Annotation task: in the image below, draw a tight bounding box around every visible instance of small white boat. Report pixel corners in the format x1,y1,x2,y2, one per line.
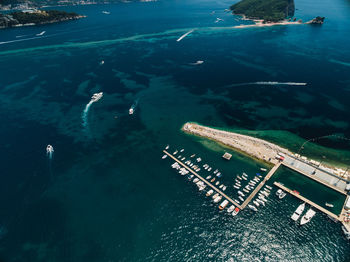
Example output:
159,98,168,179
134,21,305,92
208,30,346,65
100,60,105,65
325,203,334,207
213,195,222,203
238,196,244,202
242,176,247,181
257,199,265,206
260,168,267,172
212,193,219,199
248,204,258,211
181,157,185,161
46,144,54,154
196,157,202,162
253,200,260,207
180,149,184,152
279,191,287,199
206,175,211,179
266,185,272,190
219,184,224,189
227,205,235,213
222,186,227,191
208,167,212,172
276,189,283,196
235,179,241,183
242,172,248,177
300,208,316,225
129,108,134,115
238,191,245,197
237,176,242,180
232,207,240,216
219,200,229,210
243,188,249,193
215,181,220,186
235,183,241,187
214,169,218,174
291,203,305,221
190,154,196,158
165,145,169,150
206,189,214,196
102,11,110,14
173,150,178,155
234,185,240,189
234,199,240,204
193,178,199,183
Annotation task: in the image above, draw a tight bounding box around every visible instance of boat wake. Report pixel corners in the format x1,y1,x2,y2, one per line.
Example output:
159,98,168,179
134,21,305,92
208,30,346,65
82,92,103,133
226,81,307,87
176,29,195,42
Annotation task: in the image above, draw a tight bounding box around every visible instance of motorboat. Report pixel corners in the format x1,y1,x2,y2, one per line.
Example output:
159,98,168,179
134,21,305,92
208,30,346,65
238,191,245,197
211,178,216,183
253,200,260,207
227,205,235,213
190,154,196,158
214,169,218,174
234,185,240,189
213,195,222,203
36,31,46,36
206,189,214,196
265,185,272,190
212,193,219,199
242,176,247,181
180,149,184,152
102,11,110,14
279,191,287,199
219,184,224,189
206,175,211,180
193,178,199,183
173,150,178,155
187,175,194,181
215,181,220,186
181,157,185,161
196,157,202,162
260,168,267,172
208,167,212,172
235,179,241,184
222,186,227,191
232,207,240,216
248,205,258,211
165,145,169,150
216,172,222,177
291,203,305,221
325,203,334,207
276,189,283,196
300,209,316,225
243,188,249,193
234,199,240,204
129,107,134,115
219,200,229,210
46,144,54,154
91,92,103,102
237,176,242,180
238,196,244,202
235,182,241,187
257,199,265,206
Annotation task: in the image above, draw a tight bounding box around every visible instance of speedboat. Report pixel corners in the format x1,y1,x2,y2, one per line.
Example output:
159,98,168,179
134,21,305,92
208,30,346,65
233,185,240,189
234,199,240,204
212,193,219,199
193,178,199,183
211,178,216,183
102,11,111,14
187,175,194,181
291,203,305,221
222,186,227,191
190,154,196,158
46,144,54,154
265,185,272,190
242,176,247,181
180,149,184,152
248,204,258,211
253,200,260,207
36,31,46,36
243,188,249,193
235,182,241,187
213,195,222,203
232,207,240,216
216,172,222,177
219,184,224,189
91,92,103,102
129,107,134,115
257,199,265,206
165,145,169,150
215,181,220,186
208,167,212,172
173,150,178,155
300,209,316,225
325,203,334,207
237,176,242,180
206,189,214,196
219,200,229,210
214,169,218,174
206,175,211,180
238,196,244,202
227,205,235,213
260,168,267,172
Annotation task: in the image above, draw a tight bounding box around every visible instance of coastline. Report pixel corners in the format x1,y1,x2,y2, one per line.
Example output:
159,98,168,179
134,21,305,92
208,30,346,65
182,122,349,180
233,14,302,29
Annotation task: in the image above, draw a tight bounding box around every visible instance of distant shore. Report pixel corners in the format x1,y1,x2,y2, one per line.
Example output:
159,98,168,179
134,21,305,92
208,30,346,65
233,15,302,29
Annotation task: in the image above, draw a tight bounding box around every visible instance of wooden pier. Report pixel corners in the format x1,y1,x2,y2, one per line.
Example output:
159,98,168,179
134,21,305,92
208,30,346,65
274,182,340,221
241,163,281,209
163,150,242,209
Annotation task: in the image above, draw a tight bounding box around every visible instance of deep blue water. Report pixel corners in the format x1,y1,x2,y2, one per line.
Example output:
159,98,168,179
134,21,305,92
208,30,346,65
0,0,350,261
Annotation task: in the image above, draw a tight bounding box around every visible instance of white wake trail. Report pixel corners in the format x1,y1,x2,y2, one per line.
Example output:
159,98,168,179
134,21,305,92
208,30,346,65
82,92,103,134
176,29,195,42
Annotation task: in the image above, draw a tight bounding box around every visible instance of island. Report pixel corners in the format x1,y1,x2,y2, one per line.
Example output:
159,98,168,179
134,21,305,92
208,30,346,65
0,9,85,29
230,0,295,22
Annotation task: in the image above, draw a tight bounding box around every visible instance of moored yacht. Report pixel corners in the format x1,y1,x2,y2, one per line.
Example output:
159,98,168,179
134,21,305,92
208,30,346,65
227,205,235,213
165,145,169,150
212,193,219,199
219,200,229,210
238,196,244,202
232,207,240,216
300,208,316,225
213,195,222,203
291,203,305,221
234,185,240,189
206,189,214,196
248,204,258,211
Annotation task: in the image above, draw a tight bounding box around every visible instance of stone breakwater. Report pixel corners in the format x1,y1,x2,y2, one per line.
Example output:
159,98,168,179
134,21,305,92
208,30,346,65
182,122,291,164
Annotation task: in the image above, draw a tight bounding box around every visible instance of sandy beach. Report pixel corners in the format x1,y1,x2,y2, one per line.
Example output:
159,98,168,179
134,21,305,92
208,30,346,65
234,20,302,29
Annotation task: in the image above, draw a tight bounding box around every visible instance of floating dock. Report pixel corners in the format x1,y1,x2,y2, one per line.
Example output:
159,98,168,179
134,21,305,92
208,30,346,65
163,150,242,209
222,152,232,160
273,182,340,221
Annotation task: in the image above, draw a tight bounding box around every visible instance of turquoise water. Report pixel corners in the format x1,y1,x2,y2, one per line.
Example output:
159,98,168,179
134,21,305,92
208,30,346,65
0,0,350,261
